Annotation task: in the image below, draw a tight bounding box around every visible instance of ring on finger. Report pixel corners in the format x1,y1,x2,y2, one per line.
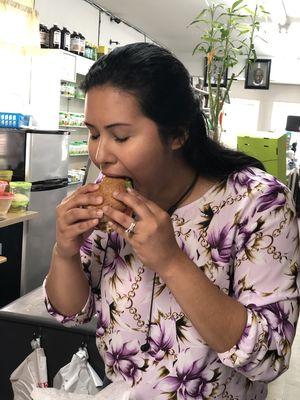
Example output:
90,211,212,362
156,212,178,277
125,221,136,236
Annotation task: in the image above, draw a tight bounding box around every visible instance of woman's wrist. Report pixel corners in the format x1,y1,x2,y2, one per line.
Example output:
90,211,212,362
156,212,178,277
54,242,80,262
160,249,189,283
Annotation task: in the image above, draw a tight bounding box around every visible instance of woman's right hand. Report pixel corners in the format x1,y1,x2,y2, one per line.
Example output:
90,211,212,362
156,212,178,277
55,183,103,259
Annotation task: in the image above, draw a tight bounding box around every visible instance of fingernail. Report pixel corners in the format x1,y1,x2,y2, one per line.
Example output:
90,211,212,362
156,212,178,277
96,196,103,203
126,187,133,192
96,210,103,217
103,206,109,212
113,191,119,197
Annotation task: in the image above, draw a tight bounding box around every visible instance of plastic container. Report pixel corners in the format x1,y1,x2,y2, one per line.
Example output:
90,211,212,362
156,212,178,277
0,113,30,128
9,181,32,212
0,192,14,219
0,170,13,182
0,180,8,193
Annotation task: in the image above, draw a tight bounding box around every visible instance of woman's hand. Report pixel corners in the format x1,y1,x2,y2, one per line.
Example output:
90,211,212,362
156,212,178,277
102,188,182,273
55,183,103,259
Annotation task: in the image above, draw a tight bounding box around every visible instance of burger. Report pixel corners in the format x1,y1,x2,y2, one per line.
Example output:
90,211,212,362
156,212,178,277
88,176,133,232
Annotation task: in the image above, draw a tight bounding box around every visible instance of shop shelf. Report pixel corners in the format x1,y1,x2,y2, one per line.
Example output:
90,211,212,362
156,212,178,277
69,153,88,157
68,180,83,186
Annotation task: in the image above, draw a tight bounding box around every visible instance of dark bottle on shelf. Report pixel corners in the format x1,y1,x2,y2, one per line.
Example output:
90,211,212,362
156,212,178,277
39,24,49,48
78,33,85,57
61,27,71,51
49,24,61,49
70,31,80,55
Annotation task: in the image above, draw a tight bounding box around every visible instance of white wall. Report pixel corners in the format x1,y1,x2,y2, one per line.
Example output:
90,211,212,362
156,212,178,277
229,80,300,132
99,13,145,47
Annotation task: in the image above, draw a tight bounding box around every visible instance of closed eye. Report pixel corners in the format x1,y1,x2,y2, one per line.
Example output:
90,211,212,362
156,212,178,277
113,136,129,143
89,133,99,141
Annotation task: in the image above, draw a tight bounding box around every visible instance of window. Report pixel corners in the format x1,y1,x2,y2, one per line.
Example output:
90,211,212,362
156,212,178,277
222,98,260,149
271,102,300,132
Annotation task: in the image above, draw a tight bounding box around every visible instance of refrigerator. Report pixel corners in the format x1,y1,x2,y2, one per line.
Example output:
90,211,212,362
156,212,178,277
0,128,69,304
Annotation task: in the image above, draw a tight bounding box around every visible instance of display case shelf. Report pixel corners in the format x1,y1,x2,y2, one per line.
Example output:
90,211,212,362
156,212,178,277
68,180,83,186
59,125,87,129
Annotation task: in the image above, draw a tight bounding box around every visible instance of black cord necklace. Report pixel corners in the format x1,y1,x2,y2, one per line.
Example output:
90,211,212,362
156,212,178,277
140,173,198,352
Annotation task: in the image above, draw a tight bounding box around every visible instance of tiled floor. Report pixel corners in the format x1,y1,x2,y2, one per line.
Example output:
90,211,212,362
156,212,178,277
267,320,300,399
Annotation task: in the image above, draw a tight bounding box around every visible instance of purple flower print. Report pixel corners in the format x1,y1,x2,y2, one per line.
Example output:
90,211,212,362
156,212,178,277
148,319,175,361
106,337,143,384
255,183,286,213
80,237,92,257
260,303,294,346
157,351,216,399
236,217,259,251
229,169,255,194
103,232,127,276
207,225,233,267
96,300,110,336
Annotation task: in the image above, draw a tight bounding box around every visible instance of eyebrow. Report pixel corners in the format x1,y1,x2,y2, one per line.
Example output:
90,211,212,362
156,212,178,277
84,121,132,129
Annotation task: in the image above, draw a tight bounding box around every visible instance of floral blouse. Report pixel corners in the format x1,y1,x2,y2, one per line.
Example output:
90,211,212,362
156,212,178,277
45,167,300,399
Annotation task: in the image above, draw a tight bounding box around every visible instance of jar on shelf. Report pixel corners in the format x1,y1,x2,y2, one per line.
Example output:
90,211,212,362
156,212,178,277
49,24,61,49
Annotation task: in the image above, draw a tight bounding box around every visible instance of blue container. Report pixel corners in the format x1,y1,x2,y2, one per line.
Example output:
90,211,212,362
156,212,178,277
0,113,29,129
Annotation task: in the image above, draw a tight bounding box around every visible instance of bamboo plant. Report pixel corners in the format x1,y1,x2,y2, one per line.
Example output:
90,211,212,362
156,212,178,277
190,0,269,142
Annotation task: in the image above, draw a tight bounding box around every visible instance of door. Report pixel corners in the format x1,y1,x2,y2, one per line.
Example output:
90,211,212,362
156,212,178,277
21,183,68,295
25,131,69,182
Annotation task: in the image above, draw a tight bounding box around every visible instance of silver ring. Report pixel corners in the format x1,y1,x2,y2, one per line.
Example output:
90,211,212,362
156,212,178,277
125,221,136,235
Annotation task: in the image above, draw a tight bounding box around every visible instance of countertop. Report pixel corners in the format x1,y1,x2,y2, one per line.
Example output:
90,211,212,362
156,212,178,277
0,286,96,333
0,211,39,228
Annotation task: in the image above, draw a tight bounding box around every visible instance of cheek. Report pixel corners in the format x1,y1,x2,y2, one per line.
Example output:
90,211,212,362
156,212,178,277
88,141,98,163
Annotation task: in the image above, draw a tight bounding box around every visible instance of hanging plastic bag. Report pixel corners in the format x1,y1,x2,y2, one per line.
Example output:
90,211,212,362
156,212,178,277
31,381,132,400
10,337,48,400
53,346,103,395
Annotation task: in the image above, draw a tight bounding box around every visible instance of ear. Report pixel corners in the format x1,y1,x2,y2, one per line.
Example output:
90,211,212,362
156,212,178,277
171,131,189,150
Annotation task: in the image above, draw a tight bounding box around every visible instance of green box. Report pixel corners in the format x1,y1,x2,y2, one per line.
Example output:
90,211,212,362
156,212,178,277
237,131,287,184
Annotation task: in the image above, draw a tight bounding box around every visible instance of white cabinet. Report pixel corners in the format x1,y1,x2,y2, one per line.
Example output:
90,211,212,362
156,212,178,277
30,49,94,129
76,55,94,76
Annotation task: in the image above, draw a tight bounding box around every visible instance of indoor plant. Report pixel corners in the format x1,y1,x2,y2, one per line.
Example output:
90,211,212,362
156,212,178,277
190,0,269,142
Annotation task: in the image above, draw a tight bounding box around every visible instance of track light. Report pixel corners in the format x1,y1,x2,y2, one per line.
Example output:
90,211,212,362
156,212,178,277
110,16,121,24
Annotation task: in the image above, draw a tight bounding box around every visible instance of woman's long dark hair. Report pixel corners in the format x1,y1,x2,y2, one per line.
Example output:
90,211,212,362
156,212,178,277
81,42,264,180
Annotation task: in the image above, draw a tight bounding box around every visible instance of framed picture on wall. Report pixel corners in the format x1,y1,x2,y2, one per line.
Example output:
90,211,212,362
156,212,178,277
245,59,271,90
204,57,228,88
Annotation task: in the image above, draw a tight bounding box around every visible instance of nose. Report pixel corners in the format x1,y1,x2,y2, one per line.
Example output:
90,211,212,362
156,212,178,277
94,135,116,167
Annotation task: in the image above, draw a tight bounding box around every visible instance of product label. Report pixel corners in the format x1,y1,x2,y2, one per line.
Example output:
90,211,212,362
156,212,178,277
80,39,85,53
40,31,47,45
71,38,80,52
65,34,71,50
54,31,61,45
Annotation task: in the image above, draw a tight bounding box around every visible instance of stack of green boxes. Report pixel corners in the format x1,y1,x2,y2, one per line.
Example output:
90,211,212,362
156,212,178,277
237,131,287,184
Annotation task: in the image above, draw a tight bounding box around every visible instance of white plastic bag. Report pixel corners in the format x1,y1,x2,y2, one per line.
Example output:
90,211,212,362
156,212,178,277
10,338,48,400
31,381,132,400
53,347,103,395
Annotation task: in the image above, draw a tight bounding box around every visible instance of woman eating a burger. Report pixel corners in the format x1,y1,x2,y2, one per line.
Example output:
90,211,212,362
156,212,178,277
44,43,300,399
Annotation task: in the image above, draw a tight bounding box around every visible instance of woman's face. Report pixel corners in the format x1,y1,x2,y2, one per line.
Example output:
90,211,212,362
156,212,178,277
84,85,178,197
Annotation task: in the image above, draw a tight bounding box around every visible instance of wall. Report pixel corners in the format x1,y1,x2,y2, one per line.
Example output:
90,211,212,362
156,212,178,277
230,80,300,132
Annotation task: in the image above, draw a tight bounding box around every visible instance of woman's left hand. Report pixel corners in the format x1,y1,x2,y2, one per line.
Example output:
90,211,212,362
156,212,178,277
102,188,182,274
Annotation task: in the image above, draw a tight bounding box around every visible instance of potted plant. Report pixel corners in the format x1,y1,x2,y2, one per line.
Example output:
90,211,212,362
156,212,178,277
190,0,269,142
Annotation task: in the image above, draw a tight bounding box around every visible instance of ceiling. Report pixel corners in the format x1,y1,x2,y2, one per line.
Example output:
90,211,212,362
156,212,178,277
93,0,300,59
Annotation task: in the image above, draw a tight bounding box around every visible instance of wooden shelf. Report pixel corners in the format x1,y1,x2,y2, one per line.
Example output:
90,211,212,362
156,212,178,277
0,211,39,229
0,256,7,264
